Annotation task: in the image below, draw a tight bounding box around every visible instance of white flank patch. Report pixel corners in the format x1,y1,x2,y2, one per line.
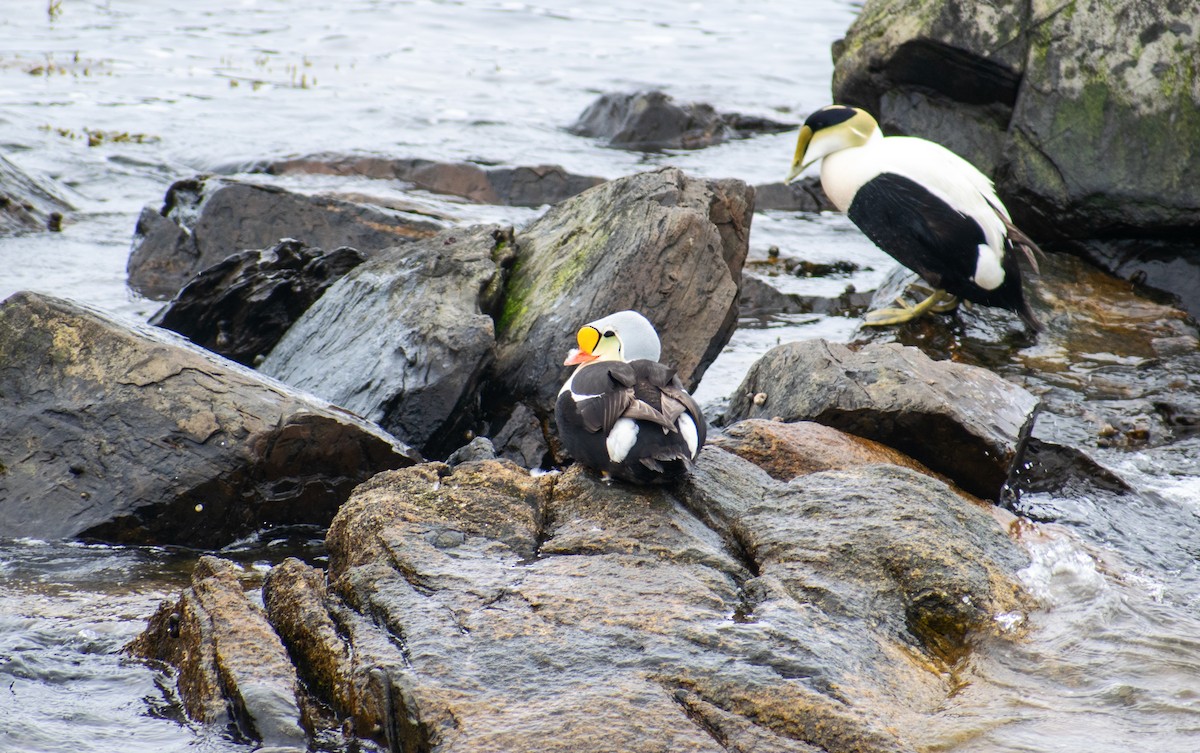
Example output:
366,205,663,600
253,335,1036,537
973,244,1006,290
677,414,699,458
606,418,639,464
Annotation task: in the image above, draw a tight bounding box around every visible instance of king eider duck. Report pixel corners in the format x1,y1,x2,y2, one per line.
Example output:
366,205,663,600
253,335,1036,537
786,105,1041,330
555,310,705,484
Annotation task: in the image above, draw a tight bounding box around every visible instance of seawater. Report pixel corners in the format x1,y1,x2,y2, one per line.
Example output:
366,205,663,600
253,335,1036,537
1,2,1198,751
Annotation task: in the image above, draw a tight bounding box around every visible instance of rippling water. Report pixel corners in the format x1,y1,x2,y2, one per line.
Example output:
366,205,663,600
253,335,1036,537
2,1,1199,751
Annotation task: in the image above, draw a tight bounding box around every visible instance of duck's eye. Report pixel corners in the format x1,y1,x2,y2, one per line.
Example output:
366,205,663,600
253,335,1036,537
603,330,615,338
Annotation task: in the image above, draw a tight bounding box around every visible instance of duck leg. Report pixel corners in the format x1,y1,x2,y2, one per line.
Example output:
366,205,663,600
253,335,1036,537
863,289,958,326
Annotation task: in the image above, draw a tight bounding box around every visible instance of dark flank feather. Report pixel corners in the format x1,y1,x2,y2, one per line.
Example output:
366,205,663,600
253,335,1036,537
848,172,1040,331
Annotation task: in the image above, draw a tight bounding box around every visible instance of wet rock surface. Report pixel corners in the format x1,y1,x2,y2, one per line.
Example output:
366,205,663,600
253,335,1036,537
143,451,1029,752
126,556,308,751
569,90,795,151
713,418,969,494
751,176,836,213
852,250,1200,600
0,291,419,547
723,339,1039,500
0,153,71,234
127,176,443,300
491,167,752,441
739,271,872,320
831,0,1200,312
150,239,365,366
260,225,513,459
262,155,606,208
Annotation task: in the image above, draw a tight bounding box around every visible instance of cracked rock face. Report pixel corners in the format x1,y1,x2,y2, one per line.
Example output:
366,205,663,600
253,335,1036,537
723,339,1040,501
126,556,309,750
0,291,419,546
145,442,1030,752
260,225,514,459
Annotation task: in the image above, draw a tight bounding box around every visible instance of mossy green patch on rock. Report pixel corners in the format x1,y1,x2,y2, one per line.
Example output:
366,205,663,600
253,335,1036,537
488,167,751,413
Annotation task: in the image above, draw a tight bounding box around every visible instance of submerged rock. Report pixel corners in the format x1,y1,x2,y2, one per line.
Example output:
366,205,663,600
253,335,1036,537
831,0,1200,311
724,338,1040,500
0,153,71,234
126,556,308,751
492,167,752,439
260,225,513,459
0,291,419,546
150,239,365,366
127,176,443,300
569,90,795,151
140,450,1029,751
263,155,605,208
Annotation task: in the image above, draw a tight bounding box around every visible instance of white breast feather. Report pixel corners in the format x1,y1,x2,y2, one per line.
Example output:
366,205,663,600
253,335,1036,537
822,136,1009,265
677,413,699,458
606,418,639,463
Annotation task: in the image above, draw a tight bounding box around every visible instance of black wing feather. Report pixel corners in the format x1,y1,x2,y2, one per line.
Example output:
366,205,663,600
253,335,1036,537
847,172,984,292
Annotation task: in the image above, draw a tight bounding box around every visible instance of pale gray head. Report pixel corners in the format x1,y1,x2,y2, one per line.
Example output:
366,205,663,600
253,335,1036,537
562,310,662,366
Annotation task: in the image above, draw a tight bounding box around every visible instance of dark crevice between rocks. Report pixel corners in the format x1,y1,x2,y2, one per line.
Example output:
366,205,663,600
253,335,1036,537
366,665,434,753
669,688,735,753
886,39,1021,111
527,469,558,564
214,675,264,747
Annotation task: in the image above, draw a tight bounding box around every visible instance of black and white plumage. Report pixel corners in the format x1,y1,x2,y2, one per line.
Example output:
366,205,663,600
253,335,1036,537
555,310,705,484
786,105,1041,330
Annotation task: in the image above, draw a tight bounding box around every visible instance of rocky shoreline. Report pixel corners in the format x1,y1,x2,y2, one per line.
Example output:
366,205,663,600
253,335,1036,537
2,0,1198,749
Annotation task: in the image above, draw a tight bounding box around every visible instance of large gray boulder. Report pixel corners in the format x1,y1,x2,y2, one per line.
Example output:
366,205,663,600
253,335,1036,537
128,177,443,300
260,225,513,459
0,291,419,546
724,339,1040,500
831,0,1200,313
493,167,753,417
139,449,1030,752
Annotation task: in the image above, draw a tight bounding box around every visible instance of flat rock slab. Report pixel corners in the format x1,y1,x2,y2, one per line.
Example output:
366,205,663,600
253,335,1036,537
264,156,605,208
569,90,795,151
127,556,307,750
218,451,1030,752
713,418,969,494
493,167,752,413
150,238,365,366
260,225,513,459
724,339,1040,500
128,176,443,300
0,291,419,546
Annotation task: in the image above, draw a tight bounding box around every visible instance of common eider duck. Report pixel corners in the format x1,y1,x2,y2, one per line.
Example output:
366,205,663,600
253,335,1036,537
555,310,705,484
786,105,1041,330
